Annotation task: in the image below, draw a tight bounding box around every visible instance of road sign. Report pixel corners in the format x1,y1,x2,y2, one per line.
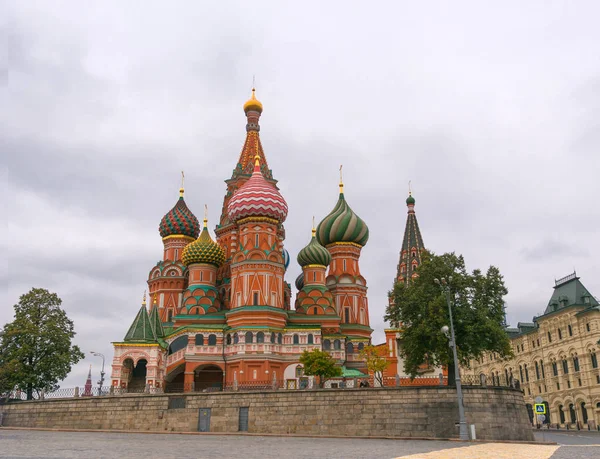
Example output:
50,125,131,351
534,403,546,414
534,396,543,404
537,414,546,423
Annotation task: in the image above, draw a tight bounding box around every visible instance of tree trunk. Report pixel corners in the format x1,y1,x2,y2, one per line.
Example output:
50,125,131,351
27,383,33,400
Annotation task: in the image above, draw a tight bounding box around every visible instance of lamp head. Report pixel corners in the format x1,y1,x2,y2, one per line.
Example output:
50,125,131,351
441,325,450,337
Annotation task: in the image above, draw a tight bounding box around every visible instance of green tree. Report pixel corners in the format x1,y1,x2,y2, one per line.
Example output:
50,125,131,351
0,288,84,399
299,349,342,388
359,344,390,386
385,251,512,384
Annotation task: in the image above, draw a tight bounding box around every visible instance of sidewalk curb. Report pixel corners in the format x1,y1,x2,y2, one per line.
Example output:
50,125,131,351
0,426,556,445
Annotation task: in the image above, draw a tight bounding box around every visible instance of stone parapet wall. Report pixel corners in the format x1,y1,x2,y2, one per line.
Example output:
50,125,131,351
0,386,534,441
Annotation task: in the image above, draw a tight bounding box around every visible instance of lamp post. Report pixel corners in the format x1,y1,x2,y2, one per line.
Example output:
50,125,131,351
90,351,105,395
435,277,469,441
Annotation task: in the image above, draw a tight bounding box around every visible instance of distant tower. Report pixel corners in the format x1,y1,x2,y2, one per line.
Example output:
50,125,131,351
396,189,425,285
83,365,93,396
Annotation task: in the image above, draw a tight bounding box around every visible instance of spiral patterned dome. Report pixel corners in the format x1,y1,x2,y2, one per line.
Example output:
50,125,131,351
283,248,290,270
159,195,200,239
297,229,332,267
182,224,225,268
295,272,305,291
316,191,369,247
227,157,288,223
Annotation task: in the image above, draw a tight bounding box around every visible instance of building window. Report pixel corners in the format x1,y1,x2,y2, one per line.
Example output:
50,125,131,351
557,382,560,390
253,292,259,306
559,405,565,424
343,259,346,271
334,339,341,350
167,309,173,322
358,342,364,351
519,365,524,382
200,271,203,282
195,334,204,346
537,338,540,346
573,356,580,372
535,362,540,380
323,339,331,350
313,271,316,282
569,404,576,424
307,334,314,344
552,361,558,376
524,364,529,382
270,332,276,344
255,234,259,248
558,328,562,339
591,353,598,369
562,359,569,374
586,323,591,332
233,333,239,344
226,334,231,345
568,325,573,337
207,334,216,346
174,249,178,260
293,334,299,345
312,307,318,315
344,309,350,324
347,342,354,354
547,331,552,343
256,332,264,343
277,333,282,344
245,331,254,344
540,360,545,379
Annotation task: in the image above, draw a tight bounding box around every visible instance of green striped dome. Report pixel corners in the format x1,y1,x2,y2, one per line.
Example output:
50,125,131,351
316,193,369,247
297,231,332,267
182,226,225,268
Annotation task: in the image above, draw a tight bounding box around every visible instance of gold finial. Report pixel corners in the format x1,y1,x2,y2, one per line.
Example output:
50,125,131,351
408,180,412,196
203,204,208,228
312,216,316,237
142,290,147,306
254,154,260,167
153,293,157,305
339,164,344,194
179,171,185,197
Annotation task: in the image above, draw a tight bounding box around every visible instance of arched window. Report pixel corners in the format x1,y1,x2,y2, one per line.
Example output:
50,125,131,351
168,335,188,355
344,309,350,324
346,342,354,354
558,328,562,339
293,334,299,345
277,333,282,344
568,324,572,336
524,364,529,382
323,339,331,350
257,332,265,343
535,361,540,380
591,352,598,369
208,334,217,346
245,331,254,344
581,402,588,423
307,334,314,344
233,333,239,344
573,356,580,372
195,334,204,346
559,405,565,424
312,307,318,315
562,359,569,374
552,361,558,376
540,360,545,379
334,339,341,350
270,332,276,344
358,342,364,351
226,334,231,345
547,331,552,343
519,365,524,382
569,404,576,424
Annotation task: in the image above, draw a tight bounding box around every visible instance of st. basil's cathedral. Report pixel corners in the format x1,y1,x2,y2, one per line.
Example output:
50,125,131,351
110,90,373,391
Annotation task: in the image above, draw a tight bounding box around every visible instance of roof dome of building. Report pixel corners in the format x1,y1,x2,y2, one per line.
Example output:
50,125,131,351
181,219,225,268
283,248,291,270
227,156,288,223
316,183,369,247
295,272,305,291
243,88,263,114
159,190,200,239
406,193,415,205
297,229,332,267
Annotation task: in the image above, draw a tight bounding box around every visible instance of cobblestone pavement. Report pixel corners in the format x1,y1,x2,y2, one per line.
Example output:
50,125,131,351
0,429,595,459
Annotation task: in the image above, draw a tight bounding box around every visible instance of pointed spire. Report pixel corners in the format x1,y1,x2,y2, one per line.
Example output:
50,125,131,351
339,164,344,195
312,216,316,237
142,290,147,307
203,204,208,228
254,154,261,172
149,300,165,340
397,187,424,285
83,364,93,396
124,296,157,342
180,171,185,198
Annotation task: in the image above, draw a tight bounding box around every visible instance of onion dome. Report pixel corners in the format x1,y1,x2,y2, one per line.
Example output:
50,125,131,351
295,272,305,291
159,186,200,239
406,193,415,206
227,156,288,223
316,179,369,247
243,88,263,114
182,216,225,267
297,228,332,267
283,248,291,270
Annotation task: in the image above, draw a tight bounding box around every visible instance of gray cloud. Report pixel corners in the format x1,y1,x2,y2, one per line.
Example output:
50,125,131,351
2,0,599,386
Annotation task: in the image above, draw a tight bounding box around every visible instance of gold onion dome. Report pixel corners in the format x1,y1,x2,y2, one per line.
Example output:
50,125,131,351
243,88,263,114
182,218,226,268
297,228,332,267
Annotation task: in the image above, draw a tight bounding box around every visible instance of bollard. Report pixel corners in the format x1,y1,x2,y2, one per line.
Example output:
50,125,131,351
74,387,79,398
470,424,476,440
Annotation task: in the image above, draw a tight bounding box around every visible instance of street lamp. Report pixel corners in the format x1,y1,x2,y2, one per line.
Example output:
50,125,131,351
90,351,105,395
434,277,469,441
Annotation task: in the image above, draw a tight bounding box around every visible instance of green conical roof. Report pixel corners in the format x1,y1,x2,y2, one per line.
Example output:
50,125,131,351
149,303,165,339
124,305,157,342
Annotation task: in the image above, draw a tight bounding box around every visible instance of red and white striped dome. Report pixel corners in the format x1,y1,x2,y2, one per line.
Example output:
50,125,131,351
227,158,288,223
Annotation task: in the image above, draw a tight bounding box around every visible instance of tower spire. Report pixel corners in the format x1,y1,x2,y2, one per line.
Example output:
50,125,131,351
203,204,208,228
180,171,185,198
339,165,344,194
396,187,424,284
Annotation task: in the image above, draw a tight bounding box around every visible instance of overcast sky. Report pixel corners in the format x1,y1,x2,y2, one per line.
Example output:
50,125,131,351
2,1,599,387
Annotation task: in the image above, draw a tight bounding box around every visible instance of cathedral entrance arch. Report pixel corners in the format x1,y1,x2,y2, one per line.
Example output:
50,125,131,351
129,359,147,392
194,364,224,392
164,364,185,393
